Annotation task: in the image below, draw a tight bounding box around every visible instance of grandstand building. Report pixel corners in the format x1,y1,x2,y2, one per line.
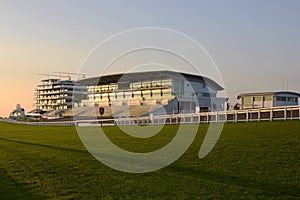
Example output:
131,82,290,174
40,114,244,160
237,91,300,109
74,70,227,117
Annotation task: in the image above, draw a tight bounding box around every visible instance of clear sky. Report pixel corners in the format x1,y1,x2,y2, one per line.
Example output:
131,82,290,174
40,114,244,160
1,0,299,117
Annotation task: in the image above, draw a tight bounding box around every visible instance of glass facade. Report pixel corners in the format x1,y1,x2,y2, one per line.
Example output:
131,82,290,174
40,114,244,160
81,74,222,113
276,96,286,101
172,79,184,97
243,97,252,107
287,97,297,102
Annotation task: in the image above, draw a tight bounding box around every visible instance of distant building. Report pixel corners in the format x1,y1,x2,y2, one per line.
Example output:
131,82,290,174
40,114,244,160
35,78,75,111
9,104,25,119
237,91,300,109
25,109,47,121
30,74,86,120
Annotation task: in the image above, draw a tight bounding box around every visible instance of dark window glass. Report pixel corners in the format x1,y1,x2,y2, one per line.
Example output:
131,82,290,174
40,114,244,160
276,96,286,101
287,97,297,102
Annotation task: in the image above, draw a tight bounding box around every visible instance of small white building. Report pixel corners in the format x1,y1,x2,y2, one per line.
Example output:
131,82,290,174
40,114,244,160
237,91,300,109
9,104,25,119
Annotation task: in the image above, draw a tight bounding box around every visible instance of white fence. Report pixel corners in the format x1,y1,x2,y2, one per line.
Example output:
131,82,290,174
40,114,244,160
114,105,300,126
1,105,300,127
0,119,76,126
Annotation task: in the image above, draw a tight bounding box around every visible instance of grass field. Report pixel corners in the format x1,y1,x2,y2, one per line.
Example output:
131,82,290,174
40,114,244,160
0,121,299,199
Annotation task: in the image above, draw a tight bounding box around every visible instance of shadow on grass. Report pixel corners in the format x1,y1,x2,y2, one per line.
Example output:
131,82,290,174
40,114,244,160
0,170,41,200
0,137,89,155
166,164,300,198
0,137,175,169
1,137,299,198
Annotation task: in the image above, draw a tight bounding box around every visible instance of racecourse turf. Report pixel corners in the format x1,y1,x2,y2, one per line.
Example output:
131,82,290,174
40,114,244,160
0,121,299,199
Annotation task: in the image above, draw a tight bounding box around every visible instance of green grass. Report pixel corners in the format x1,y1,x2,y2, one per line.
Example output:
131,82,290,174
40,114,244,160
0,121,299,199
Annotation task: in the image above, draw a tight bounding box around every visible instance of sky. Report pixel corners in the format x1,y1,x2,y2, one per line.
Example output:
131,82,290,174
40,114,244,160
0,0,300,117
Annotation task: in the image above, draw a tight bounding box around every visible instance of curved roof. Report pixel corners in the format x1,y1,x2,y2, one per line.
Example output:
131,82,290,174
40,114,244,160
76,70,224,91
237,91,300,99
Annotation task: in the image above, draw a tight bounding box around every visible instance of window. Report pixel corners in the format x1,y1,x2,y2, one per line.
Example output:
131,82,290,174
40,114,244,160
276,96,286,101
264,96,272,101
152,89,161,97
202,93,210,97
210,93,216,98
132,82,141,89
161,79,172,87
244,97,252,103
288,97,297,102
142,81,151,88
118,82,130,90
254,96,262,101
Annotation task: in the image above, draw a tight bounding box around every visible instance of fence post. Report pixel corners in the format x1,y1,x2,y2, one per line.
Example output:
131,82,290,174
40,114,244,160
246,111,249,122
258,109,261,121
284,108,287,121
270,109,273,121
206,113,209,123
235,112,238,122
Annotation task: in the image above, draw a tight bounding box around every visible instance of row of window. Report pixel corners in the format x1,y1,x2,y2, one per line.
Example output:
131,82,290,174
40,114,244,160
38,99,71,104
86,79,214,100
88,84,116,93
276,96,298,102
131,79,172,89
244,96,273,103
90,89,173,100
37,89,72,94
201,93,217,98
243,96,298,103
87,79,175,93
